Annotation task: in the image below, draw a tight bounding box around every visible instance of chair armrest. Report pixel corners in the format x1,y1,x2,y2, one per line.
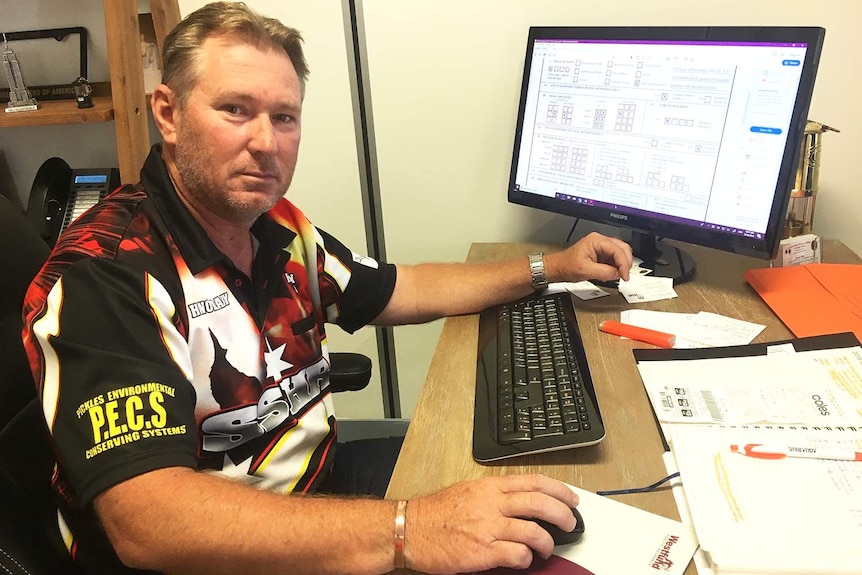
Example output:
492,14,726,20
329,352,372,393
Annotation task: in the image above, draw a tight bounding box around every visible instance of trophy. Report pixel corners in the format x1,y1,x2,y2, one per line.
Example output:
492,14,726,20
2,33,39,113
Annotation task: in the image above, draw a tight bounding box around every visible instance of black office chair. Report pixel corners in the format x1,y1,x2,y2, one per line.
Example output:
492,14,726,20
0,193,79,575
0,193,401,574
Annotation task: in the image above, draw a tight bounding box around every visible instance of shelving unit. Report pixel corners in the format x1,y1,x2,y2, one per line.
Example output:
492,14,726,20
0,0,180,183
0,96,114,128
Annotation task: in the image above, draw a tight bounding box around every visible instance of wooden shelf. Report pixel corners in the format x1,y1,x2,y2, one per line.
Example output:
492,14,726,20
0,96,114,129
3,1,179,181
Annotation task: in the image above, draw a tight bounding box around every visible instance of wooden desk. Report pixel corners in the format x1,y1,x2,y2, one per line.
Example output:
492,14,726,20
386,240,861,574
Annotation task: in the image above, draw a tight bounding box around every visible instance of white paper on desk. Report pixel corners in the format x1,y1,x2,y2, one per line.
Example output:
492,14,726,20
477,483,698,575
555,485,697,575
547,281,610,300
662,451,714,575
637,352,862,426
675,312,765,348
620,309,765,348
621,309,696,335
618,275,678,303
667,424,862,575
631,258,654,277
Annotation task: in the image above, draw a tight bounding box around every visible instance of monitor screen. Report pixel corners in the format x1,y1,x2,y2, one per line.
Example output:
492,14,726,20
508,26,825,283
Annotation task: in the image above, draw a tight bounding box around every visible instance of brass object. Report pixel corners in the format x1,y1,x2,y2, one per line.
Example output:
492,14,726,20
783,120,840,238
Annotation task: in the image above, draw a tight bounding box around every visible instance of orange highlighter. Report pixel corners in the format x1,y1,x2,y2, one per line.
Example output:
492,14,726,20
599,320,676,348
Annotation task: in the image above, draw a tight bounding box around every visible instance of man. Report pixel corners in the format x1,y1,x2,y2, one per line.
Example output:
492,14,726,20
22,3,633,574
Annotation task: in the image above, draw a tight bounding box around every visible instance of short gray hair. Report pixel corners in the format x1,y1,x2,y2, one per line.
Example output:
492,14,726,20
161,1,309,105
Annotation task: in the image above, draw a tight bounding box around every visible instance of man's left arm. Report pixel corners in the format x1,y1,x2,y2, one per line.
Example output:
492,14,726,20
373,232,632,326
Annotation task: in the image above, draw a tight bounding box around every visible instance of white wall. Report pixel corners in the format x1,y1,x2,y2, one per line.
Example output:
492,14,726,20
4,0,861,420
362,0,859,251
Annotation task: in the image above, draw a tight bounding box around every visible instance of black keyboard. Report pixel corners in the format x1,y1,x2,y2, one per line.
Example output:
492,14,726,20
472,292,605,462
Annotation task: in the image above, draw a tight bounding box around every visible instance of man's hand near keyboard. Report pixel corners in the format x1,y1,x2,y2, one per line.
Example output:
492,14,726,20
372,232,633,326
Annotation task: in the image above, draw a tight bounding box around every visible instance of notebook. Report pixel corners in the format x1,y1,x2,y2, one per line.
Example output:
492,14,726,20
668,423,862,575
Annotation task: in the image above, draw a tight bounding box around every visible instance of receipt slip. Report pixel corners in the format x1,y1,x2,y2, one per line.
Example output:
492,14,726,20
600,320,676,348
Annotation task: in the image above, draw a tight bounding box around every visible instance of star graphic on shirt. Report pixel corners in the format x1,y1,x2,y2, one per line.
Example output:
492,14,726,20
263,340,293,382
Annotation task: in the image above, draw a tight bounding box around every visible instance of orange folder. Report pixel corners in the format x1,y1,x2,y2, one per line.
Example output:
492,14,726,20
744,263,862,341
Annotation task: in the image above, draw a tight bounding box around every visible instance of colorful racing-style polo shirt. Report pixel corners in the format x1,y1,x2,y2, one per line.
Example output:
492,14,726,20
22,145,396,572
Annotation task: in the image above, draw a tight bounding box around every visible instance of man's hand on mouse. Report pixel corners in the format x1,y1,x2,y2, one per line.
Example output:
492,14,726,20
402,474,579,574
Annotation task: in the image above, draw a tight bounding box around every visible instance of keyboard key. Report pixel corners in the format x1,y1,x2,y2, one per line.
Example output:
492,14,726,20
500,430,532,443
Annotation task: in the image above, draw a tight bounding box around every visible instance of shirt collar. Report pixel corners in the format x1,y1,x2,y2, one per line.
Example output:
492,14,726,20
140,144,297,275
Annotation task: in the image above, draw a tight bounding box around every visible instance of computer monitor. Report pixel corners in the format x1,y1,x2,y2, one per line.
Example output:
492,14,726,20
508,26,825,283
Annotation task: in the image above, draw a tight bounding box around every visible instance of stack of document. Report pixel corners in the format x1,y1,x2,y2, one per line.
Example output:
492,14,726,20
634,334,862,575
668,423,862,575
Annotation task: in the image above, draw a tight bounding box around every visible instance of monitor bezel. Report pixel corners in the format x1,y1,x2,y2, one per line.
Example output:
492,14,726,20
507,25,826,261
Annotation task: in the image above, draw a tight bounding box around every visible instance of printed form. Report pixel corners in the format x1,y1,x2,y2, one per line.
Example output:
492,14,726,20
637,346,862,432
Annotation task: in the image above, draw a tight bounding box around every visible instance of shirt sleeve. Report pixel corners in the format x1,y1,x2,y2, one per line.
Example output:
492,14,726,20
315,227,397,334
27,257,198,506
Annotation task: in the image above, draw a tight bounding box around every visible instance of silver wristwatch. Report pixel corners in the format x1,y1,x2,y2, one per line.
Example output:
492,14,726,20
528,252,548,291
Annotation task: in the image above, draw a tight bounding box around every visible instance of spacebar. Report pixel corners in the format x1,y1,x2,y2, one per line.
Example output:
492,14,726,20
498,430,531,444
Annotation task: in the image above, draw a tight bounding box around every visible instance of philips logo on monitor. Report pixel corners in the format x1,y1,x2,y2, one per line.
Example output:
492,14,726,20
609,213,629,221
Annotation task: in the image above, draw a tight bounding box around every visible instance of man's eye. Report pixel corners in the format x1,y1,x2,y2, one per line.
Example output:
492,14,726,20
223,105,242,115
272,114,294,123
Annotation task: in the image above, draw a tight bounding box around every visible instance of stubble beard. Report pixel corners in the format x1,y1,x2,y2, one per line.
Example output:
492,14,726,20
174,130,289,224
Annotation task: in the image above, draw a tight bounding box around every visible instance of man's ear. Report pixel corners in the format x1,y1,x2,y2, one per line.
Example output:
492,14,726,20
151,84,178,145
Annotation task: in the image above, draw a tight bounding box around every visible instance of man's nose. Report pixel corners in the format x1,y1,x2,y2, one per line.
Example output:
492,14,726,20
248,115,278,154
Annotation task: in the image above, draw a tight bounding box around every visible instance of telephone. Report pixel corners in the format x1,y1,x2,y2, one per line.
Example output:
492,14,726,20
27,157,120,246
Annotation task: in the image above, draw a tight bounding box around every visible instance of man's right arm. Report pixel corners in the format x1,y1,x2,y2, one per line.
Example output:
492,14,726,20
95,468,579,575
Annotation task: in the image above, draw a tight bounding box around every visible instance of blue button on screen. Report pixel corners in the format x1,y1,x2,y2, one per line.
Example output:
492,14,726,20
750,126,783,135
782,59,801,66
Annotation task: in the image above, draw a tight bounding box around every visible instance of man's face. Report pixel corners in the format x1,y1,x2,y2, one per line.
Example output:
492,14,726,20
167,35,302,224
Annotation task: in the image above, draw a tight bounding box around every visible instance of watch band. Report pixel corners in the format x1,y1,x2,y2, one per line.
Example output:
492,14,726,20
529,252,548,291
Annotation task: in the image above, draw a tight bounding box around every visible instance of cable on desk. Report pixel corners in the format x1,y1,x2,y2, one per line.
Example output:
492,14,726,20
596,472,680,496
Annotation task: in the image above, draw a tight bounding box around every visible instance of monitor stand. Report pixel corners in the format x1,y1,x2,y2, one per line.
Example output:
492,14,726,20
630,231,696,285
591,231,696,288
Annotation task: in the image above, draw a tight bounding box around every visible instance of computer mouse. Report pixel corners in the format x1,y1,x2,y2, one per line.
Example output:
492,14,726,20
533,506,585,545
